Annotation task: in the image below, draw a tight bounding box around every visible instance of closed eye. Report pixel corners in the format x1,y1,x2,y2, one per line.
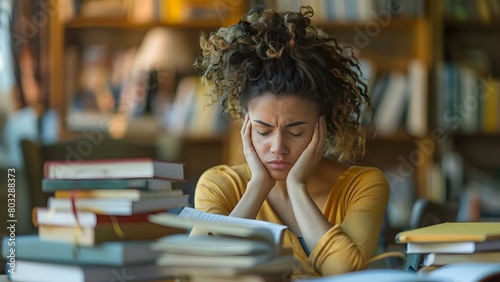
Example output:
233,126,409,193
257,131,271,136
289,132,303,137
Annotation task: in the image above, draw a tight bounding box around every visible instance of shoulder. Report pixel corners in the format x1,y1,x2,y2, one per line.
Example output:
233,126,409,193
197,163,251,195
198,163,251,183
318,158,387,186
341,165,389,195
194,163,251,213
346,165,387,180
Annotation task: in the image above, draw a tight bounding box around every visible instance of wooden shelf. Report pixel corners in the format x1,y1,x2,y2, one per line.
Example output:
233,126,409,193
444,20,500,30
64,16,225,30
315,17,429,31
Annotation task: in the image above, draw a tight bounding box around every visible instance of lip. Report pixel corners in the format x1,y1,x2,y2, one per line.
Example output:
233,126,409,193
267,161,290,170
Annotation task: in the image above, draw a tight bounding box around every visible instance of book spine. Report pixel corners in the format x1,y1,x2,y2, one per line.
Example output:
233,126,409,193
42,179,146,191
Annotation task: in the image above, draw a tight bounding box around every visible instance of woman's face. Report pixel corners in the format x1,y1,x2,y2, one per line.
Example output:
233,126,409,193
247,93,320,181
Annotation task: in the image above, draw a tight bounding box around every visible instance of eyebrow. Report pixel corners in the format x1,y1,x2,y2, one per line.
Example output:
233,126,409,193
253,120,307,128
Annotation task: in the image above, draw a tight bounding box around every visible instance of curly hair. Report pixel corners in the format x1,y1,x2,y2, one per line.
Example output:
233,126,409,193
194,6,373,163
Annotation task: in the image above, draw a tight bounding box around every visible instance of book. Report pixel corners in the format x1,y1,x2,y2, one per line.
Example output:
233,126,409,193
423,251,500,266
7,260,174,282
53,188,183,200
294,263,500,282
43,158,184,180
185,273,289,282
406,239,500,254
148,207,288,255
152,235,293,268
406,59,428,137
151,234,272,256
396,222,500,243
38,221,186,247
41,178,176,192
147,207,295,279
422,262,500,282
373,71,407,135
156,252,275,268
1,235,160,266
46,194,189,215
32,207,169,228
295,268,431,282
157,255,296,279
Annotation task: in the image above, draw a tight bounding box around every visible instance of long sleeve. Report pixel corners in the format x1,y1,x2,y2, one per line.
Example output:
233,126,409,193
308,167,390,276
194,164,251,215
194,164,390,278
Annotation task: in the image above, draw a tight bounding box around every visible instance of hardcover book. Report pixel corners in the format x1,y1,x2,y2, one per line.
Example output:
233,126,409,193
41,178,176,192
7,260,173,282
43,158,184,180
32,207,170,228
1,235,160,266
423,251,500,266
46,194,188,215
38,221,185,246
53,188,183,200
406,240,500,254
396,222,500,243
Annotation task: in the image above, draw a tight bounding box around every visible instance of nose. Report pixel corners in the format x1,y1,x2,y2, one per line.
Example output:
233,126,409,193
270,133,289,155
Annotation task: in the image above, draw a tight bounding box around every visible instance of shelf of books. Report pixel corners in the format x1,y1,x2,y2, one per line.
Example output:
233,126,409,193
51,0,244,138
432,0,500,220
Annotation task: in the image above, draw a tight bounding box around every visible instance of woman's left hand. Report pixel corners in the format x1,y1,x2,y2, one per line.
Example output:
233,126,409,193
286,116,326,187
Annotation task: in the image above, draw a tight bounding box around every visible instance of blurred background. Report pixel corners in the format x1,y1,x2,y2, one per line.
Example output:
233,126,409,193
0,0,499,238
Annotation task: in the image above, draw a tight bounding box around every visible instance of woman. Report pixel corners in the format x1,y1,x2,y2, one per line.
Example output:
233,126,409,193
193,5,390,278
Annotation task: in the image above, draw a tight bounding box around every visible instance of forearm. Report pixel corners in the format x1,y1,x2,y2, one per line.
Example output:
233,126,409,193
229,180,269,219
288,183,332,250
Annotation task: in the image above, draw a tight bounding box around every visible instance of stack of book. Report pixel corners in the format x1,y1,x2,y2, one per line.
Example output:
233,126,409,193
148,207,297,281
2,158,189,282
396,222,500,269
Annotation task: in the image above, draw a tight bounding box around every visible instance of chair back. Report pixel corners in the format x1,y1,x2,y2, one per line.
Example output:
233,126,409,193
404,198,459,271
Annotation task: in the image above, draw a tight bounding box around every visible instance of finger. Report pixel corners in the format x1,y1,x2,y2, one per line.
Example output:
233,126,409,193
240,114,249,136
241,115,252,146
309,118,320,150
317,116,326,152
241,115,256,157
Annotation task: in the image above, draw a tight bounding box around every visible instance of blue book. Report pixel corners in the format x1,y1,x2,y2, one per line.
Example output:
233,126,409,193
1,235,159,266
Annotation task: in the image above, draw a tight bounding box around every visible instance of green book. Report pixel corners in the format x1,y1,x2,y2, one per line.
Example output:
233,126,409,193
41,178,174,192
1,235,159,266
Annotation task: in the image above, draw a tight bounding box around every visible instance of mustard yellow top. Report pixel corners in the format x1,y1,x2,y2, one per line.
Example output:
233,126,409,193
194,164,389,278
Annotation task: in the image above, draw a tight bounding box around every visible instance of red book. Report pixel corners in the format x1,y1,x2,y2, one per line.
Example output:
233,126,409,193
32,207,170,227
33,207,186,246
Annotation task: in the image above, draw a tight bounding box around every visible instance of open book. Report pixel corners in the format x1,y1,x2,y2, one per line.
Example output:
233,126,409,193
148,207,296,278
148,207,288,256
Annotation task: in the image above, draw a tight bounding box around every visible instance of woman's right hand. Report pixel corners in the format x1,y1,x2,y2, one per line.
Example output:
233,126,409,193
241,114,275,193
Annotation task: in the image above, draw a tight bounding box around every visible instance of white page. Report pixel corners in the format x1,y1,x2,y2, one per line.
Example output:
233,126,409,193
149,207,287,254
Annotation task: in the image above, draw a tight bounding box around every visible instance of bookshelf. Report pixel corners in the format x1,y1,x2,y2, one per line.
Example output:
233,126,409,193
40,0,500,224
433,0,500,219
46,0,247,190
